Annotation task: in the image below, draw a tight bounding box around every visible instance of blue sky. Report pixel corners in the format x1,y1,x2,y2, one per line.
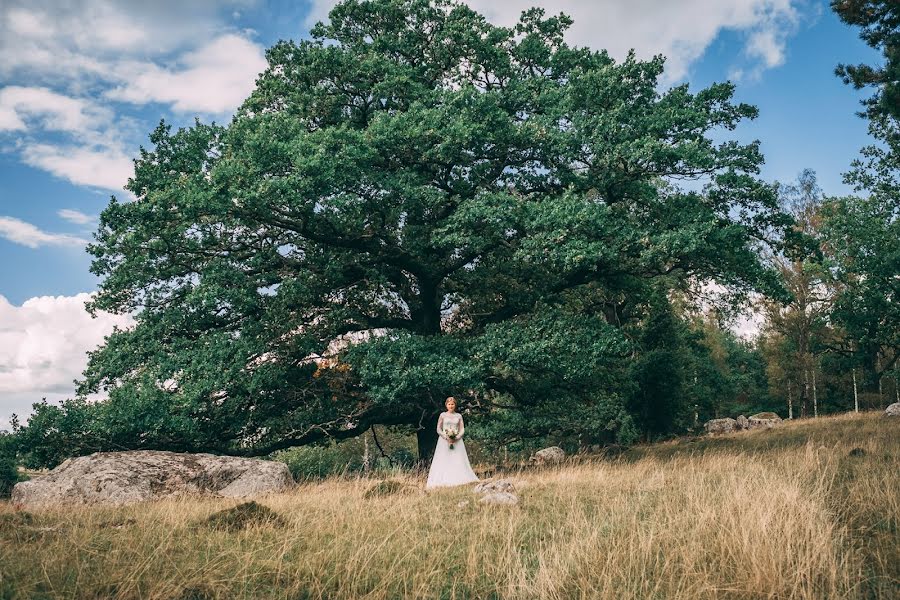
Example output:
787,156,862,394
0,0,882,428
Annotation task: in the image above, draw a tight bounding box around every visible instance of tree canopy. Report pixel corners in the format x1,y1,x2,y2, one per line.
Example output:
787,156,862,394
832,0,900,121
821,0,900,392
14,0,797,466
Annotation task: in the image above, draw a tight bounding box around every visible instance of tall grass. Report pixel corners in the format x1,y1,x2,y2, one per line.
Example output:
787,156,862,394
1,412,897,599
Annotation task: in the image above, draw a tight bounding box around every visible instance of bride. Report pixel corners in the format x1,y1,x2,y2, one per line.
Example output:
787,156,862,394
425,396,479,489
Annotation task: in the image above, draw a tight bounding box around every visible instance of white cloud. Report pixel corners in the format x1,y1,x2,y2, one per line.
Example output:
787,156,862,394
57,209,96,226
0,86,109,134
0,293,135,429
1,1,248,75
6,7,54,39
1,1,266,115
307,0,801,82
746,29,786,68
0,86,134,192
106,34,268,114
21,143,134,192
0,216,88,248
0,1,264,193
0,105,25,131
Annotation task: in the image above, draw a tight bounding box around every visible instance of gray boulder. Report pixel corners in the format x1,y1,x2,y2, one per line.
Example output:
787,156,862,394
478,491,519,506
11,450,293,508
529,446,566,465
884,402,900,417
704,418,737,435
748,412,782,429
736,415,750,430
474,479,516,494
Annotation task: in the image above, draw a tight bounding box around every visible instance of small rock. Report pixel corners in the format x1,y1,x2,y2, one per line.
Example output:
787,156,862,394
704,418,737,435
478,491,519,506
748,412,782,429
473,479,516,494
736,415,749,430
848,447,866,457
884,402,900,417
529,446,566,465
457,500,470,508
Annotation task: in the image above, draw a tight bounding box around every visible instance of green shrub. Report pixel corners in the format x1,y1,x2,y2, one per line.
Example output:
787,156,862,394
0,432,20,498
387,447,417,468
274,443,361,481
273,426,419,481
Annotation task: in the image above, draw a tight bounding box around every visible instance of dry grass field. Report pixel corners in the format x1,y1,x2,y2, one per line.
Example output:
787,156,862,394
1,412,897,600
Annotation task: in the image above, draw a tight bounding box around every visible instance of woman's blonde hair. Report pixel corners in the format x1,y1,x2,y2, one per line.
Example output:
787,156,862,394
445,396,457,406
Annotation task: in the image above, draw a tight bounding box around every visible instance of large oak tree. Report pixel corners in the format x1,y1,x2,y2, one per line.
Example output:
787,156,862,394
15,0,795,466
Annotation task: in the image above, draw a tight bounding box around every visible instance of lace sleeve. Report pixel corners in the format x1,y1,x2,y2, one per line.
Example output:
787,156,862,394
458,415,465,439
436,412,444,437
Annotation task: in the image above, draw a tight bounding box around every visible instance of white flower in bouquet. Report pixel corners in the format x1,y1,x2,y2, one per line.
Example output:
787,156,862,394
444,426,459,449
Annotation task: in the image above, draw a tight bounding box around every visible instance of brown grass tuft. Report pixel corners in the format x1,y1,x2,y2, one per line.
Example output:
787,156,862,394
200,501,286,532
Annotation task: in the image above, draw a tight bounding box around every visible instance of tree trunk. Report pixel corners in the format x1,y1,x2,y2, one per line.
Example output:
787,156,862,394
418,279,443,336
363,434,371,474
416,413,440,466
852,368,859,413
787,381,794,420
812,367,818,418
802,365,810,418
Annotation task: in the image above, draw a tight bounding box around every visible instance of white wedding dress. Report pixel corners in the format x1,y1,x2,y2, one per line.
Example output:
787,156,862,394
425,411,479,489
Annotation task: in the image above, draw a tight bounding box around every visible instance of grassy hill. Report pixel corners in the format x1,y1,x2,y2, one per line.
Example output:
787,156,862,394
1,412,897,599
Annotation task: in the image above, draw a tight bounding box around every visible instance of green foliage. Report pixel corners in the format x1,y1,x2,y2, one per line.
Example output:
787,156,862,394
273,426,418,480
622,288,776,437
827,1,900,401
16,0,796,466
13,395,213,469
820,194,899,387
629,289,692,437
832,0,900,121
756,170,834,418
713,334,777,416
275,444,362,480
0,432,19,498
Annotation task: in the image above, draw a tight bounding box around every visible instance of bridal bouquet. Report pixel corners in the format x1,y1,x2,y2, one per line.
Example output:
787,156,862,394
444,427,458,449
